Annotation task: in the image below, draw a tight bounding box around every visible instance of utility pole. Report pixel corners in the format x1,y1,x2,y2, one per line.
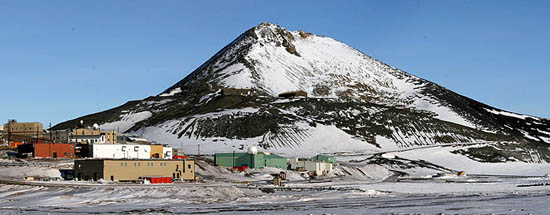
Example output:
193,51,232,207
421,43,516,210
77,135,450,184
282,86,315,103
35,125,38,144
6,121,10,144
75,120,83,144
180,142,183,156
49,123,52,141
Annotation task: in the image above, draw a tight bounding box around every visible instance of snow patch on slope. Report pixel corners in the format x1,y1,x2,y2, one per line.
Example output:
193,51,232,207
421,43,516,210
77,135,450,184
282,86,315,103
159,87,182,97
99,111,152,133
388,146,550,176
485,108,538,120
414,96,475,128
273,122,381,157
141,117,380,157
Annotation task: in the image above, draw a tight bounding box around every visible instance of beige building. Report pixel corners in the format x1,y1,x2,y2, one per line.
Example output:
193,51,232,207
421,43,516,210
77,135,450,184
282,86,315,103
2,121,43,138
74,159,195,181
51,128,117,143
288,158,333,176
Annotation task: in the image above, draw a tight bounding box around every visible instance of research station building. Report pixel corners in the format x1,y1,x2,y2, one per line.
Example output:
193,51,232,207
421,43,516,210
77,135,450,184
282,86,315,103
74,159,195,181
214,152,287,169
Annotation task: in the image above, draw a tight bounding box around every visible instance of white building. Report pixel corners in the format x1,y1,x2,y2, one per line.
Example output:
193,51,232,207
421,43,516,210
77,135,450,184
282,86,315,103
288,158,333,175
69,135,107,144
90,144,151,159
162,146,173,159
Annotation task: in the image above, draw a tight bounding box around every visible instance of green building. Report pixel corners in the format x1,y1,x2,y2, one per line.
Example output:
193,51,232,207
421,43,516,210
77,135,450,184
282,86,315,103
310,154,337,164
214,153,287,169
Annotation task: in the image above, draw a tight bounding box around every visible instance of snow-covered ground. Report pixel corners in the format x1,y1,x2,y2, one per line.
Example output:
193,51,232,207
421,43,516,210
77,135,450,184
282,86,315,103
2,157,550,214
1,178,550,214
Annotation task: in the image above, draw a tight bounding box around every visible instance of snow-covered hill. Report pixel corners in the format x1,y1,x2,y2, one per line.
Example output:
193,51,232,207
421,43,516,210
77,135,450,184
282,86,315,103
53,22,550,162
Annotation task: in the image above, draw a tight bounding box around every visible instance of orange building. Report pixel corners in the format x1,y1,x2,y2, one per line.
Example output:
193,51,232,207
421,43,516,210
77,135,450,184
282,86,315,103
34,143,76,158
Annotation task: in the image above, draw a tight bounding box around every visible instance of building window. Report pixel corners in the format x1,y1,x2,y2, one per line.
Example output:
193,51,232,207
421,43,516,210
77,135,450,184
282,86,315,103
138,163,140,166
124,163,127,166
134,162,136,166
121,163,123,167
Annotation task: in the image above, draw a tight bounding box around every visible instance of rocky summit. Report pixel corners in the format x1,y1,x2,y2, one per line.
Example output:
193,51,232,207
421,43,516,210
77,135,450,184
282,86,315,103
54,22,550,161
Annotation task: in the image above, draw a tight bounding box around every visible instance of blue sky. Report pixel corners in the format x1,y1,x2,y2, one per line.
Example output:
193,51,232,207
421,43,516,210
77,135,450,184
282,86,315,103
1,0,549,126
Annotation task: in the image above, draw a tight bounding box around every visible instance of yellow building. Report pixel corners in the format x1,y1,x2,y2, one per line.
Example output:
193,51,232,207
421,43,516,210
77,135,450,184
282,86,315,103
72,128,117,143
101,130,117,144
74,159,195,181
2,121,43,138
150,145,163,158
51,128,117,143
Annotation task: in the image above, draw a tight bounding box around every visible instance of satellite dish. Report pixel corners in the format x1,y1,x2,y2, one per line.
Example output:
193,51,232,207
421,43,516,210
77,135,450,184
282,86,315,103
80,120,84,125
93,123,99,129
247,146,258,154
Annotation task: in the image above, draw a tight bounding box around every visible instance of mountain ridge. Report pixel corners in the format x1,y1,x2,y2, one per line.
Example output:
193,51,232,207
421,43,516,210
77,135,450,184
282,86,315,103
53,22,550,161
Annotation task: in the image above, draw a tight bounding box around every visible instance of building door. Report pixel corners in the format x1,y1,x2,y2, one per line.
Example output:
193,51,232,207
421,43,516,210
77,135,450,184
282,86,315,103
111,176,114,181
53,152,57,158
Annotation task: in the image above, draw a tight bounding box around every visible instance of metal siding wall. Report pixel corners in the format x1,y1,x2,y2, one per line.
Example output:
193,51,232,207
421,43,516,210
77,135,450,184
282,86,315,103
214,154,235,167
103,160,182,181
273,158,287,169
215,153,251,167
252,154,264,169
235,153,250,167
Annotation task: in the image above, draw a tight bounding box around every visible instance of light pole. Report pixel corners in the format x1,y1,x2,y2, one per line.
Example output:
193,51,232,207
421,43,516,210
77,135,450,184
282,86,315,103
76,120,83,144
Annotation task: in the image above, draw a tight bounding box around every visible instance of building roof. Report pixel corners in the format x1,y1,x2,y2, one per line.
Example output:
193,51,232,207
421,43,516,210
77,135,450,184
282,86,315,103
311,154,336,163
76,158,189,161
3,122,43,126
71,135,104,139
91,142,154,146
35,142,75,145
215,152,287,159
264,154,287,159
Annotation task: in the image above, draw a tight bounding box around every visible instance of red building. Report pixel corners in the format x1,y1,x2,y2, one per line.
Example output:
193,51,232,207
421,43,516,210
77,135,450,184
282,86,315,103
34,143,76,158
